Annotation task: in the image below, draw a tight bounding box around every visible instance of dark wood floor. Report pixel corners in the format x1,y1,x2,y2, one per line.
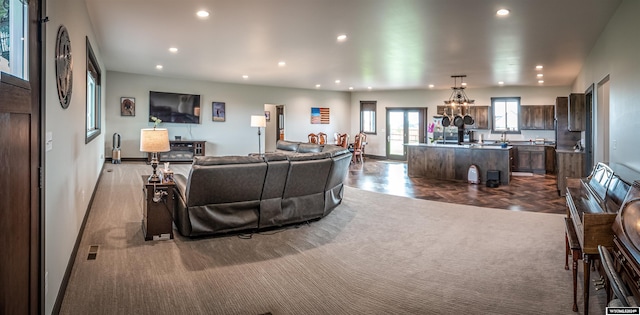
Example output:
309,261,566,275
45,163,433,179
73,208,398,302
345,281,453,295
345,159,566,214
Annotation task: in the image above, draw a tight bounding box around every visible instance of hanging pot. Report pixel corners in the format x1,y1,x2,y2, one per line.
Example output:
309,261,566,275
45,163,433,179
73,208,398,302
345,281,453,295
463,114,474,125
442,115,451,127
453,115,464,127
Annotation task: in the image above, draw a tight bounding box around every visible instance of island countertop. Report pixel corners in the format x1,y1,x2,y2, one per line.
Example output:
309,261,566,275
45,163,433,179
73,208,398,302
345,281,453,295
406,143,513,184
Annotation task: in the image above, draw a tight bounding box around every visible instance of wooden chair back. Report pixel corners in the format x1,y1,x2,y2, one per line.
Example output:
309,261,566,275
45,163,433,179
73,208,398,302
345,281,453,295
318,132,328,145
308,133,318,144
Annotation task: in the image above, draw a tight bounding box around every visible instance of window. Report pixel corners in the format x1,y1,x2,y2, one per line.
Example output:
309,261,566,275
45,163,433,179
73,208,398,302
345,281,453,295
491,97,520,133
360,101,376,134
85,37,101,143
0,0,29,79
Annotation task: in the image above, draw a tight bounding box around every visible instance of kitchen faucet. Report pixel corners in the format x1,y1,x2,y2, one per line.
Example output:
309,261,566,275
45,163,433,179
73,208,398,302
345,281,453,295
501,132,507,142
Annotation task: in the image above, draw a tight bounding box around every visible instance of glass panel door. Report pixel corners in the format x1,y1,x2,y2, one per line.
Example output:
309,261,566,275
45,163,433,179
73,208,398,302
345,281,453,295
386,109,422,160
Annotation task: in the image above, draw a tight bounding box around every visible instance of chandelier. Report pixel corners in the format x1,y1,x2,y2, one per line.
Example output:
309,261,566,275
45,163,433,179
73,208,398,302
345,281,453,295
444,75,475,106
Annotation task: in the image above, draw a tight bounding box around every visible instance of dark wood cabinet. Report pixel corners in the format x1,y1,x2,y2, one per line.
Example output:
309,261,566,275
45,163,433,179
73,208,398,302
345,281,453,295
545,146,555,173
568,93,586,131
142,176,175,241
514,145,546,174
556,151,585,196
521,105,554,130
148,140,206,163
436,105,489,129
466,106,489,129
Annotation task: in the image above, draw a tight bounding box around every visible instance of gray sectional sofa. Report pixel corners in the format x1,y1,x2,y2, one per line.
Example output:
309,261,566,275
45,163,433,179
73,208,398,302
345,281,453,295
173,140,352,237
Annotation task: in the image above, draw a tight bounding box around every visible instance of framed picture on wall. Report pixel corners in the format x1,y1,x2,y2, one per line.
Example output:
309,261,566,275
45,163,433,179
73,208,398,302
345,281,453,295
120,97,135,116
212,102,225,122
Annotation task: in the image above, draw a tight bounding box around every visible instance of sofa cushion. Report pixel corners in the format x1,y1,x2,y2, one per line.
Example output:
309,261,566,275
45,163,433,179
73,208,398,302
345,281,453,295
288,152,331,161
194,155,263,166
276,140,300,152
322,145,350,157
262,153,289,162
297,143,323,153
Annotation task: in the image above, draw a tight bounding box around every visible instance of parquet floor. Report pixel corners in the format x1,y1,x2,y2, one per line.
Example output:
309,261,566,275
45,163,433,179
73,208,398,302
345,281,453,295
345,159,566,214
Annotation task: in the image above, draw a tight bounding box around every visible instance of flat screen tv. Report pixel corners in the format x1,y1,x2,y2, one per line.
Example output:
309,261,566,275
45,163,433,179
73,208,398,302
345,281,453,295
149,91,201,124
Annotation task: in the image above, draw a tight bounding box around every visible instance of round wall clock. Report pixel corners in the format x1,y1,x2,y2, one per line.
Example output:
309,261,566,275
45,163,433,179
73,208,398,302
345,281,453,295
55,25,73,109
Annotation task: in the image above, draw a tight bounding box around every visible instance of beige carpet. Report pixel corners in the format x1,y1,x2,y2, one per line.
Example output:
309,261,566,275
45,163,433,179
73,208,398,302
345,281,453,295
59,162,605,314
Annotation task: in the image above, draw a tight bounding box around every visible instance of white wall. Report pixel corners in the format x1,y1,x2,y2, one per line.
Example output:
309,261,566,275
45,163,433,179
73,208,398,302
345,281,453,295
350,86,570,157
44,0,106,313
105,71,351,157
572,0,640,175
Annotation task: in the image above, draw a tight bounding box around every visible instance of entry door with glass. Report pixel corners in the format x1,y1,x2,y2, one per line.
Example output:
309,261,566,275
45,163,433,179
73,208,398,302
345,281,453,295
386,108,423,160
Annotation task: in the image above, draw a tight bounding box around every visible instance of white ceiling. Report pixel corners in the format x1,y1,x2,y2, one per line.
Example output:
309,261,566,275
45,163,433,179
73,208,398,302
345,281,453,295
85,0,622,92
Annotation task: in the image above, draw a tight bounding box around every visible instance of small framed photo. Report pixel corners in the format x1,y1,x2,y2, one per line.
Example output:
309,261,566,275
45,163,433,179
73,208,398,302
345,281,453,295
265,111,271,122
212,102,225,122
120,97,135,116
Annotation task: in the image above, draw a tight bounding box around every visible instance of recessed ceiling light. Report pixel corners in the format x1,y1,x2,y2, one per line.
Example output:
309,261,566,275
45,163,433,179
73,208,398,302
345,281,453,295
536,65,543,70
367,87,372,90
498,81,504,85
335,80,341,84
537,73,543,77
538,80,544,84
155,65,163,70
461,82,467,86
242,75,249,79
348,87,354,90
196,10,210,18
315,84,321,88
496,9,510,16
278,61,286,67
169,47,178,53
337,34,347,42
428,84,434,88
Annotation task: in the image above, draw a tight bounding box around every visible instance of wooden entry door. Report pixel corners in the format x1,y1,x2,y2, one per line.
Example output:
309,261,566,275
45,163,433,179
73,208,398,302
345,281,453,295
0,0,42,313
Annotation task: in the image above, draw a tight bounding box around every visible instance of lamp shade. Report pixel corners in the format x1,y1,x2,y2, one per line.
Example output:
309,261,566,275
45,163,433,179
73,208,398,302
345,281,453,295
251,115,266,128
140,128,170,153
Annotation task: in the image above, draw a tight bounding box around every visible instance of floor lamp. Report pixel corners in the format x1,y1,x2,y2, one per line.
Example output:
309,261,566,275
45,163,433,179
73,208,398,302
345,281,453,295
251,115,267,156
140,128,170,183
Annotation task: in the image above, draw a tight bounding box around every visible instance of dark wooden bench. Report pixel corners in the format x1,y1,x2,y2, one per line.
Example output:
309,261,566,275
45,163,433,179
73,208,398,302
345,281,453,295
565,162,632,313
564,217,582,312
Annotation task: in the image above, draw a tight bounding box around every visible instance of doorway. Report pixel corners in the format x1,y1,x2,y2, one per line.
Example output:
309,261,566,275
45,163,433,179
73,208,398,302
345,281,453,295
386,108,426,160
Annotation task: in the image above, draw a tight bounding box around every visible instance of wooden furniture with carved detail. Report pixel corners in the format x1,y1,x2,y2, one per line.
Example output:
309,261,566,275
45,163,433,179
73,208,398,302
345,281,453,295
351,133,366,163
564,162,632,314
308,133,318,144
317,132,327,145
337,133,349,148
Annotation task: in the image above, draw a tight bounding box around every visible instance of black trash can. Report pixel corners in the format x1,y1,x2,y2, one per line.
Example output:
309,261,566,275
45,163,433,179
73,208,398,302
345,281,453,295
486,170,500,188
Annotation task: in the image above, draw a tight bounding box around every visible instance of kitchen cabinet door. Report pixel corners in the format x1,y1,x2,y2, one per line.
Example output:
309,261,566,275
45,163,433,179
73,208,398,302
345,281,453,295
568,93,586,131
520,106,546,130
544,105,555,130
466,106,489,129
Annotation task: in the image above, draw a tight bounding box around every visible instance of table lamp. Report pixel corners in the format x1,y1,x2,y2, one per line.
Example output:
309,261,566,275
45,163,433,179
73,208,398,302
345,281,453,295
140,128,170,183
250,115,266,156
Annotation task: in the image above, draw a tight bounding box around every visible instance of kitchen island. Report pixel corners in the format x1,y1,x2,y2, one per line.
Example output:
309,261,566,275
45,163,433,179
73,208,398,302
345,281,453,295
407,143,513,184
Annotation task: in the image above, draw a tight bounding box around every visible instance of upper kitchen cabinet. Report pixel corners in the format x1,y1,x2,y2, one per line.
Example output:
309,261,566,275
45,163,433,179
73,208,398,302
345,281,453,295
568,93,586,131
436,105,489,129
466,106,489,129
520,105,555,130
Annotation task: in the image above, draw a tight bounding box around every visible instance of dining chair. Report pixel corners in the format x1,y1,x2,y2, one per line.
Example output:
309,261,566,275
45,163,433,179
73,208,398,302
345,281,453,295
337,133,349,148
318,132,328,145
308,133,318,144
351,133,366,163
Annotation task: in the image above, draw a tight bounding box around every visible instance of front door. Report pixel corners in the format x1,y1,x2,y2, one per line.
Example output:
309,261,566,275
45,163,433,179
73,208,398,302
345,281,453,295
0,0,42,313
386,108,424,160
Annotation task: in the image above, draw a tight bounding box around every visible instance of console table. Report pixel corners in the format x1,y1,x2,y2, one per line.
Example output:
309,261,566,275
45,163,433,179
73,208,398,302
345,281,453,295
147,140,205,163
141,176,175,241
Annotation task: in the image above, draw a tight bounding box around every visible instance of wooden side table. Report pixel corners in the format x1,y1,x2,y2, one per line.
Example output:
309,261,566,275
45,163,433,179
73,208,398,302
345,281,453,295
141,176,175,241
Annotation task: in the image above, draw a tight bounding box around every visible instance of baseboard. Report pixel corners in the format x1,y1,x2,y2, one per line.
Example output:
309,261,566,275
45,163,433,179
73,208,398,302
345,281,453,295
52,162,106,314
105,157,147,163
